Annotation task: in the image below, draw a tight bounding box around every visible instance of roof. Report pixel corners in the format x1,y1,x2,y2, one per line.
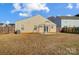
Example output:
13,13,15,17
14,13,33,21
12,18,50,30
47,16,61,27
16,15,48,23
16,15,56,26
0,23,4,25
59,16,79,20
0,23,15,26
48,16,79,20
8,24,15,25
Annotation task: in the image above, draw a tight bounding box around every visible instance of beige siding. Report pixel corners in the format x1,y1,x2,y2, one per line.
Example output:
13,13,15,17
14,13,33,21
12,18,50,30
49,25,56,32
46,20,56,32
15,15,56,33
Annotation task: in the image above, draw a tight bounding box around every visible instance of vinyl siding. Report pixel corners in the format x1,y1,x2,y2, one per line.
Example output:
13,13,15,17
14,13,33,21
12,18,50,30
61,19,79,27
15,15,56,33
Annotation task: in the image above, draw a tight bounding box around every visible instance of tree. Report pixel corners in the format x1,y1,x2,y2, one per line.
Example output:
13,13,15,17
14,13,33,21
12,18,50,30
75,14,79,17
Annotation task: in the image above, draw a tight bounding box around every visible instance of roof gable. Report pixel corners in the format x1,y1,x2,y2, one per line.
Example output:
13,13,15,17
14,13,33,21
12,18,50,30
16,15,48,22
16,15,56,26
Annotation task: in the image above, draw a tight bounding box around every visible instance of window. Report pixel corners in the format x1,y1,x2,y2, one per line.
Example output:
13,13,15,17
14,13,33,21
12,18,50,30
44,25,48,32
21,25,24,30
51,26,53,28
34,25,37,30
38,25,42,28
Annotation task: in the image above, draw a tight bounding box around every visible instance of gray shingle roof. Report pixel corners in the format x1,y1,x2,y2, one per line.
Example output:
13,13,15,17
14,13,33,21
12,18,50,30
59,16,79,20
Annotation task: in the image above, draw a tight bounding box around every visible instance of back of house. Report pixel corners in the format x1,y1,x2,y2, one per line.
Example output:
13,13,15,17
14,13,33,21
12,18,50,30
15,15,56,34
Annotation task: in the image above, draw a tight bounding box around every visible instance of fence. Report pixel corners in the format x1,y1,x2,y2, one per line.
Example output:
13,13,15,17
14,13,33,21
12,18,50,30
0,24,15,34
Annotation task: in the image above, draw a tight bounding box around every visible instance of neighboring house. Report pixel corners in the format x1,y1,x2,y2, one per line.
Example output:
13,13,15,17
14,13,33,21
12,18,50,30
0,23,15,34
48,16,79,32
60,16,79,27
15,15,56,33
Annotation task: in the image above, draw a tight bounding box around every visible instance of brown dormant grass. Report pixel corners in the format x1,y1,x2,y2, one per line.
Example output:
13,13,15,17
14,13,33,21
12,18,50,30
0,33,79,55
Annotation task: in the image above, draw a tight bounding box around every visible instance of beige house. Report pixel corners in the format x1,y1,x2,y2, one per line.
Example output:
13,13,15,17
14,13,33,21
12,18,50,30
15,15,56,33
48,16,79,32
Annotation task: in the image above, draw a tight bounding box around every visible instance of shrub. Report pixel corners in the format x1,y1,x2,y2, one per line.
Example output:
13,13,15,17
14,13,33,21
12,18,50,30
61,26,79,34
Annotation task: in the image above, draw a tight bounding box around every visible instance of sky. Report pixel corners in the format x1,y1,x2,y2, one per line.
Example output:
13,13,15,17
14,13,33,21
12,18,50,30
0,3,79,23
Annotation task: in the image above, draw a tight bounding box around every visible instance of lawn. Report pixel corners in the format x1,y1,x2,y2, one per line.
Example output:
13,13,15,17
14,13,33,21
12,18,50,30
0,33,79,55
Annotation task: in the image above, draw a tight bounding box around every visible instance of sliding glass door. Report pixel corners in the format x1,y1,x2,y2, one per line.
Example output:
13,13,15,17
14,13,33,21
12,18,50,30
44,25,48,33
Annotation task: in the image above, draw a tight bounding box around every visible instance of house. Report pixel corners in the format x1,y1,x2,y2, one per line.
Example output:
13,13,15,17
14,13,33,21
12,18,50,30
48,16,79,32
15,15,79,33
15,15,56,33
60,16,79,27
0,23,15,34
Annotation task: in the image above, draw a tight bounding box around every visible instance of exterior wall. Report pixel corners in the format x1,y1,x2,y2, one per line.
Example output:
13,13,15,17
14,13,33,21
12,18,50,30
15,15,56,33
61,19,79,28
15,15,47,33
38,26,44,33
49,25,56,32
